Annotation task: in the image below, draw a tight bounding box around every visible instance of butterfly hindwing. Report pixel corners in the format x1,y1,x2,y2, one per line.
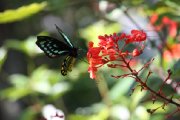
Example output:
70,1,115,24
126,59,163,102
55,24,73,48
36,36,72,58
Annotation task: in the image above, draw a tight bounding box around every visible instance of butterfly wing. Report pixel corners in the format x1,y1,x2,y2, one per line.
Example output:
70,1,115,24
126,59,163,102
36,36,71,58
55,24,74,48
61,56,76,76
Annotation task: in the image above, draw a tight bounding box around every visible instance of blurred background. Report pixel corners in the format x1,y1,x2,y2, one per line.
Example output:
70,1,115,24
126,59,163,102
0,0,180,120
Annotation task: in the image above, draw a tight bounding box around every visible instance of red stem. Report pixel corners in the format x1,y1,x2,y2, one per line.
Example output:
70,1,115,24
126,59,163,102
121,56,180,107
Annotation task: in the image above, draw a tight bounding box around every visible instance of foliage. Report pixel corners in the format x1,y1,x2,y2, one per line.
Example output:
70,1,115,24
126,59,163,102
0,2,47,23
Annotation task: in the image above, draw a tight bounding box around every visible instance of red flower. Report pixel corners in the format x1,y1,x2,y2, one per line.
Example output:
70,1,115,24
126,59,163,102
162,17,177,38
163,44,180,62
87,42,104,79
98,33,118,49
150,13,158,24
168,21,177,38
132,49,141,57
125,30,147,44
131,30,147,42
132,44,144,57
87,30,147,79
150,14,178,38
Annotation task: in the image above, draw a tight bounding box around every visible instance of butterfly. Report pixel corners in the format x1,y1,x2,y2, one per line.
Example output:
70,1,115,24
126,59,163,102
36,25,78,76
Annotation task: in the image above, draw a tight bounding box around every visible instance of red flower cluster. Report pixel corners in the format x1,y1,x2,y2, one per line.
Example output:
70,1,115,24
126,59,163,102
87,30,147,79
125,30,147,44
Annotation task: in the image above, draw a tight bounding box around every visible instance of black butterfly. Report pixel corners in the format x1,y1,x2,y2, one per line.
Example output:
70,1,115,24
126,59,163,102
36,25,78,76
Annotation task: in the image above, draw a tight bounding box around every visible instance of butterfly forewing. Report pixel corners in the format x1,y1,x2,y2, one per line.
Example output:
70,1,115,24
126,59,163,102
36,36,71,58
55,24,73,48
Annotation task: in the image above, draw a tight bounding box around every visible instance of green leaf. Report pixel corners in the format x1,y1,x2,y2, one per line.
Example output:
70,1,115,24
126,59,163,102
68,114,90,120
79,20,120,45
0,74,31,100
130,87,147,110
0,47,7,70
172,59,180,79
5,36,44,57
144,101,169,113
9,74,28,88
30,66,70,95
1,87,31,101
134,106,150,120
68,107,109,120
22,36,41,57
110,77,134,102
19,107,37,120
0,2,47,23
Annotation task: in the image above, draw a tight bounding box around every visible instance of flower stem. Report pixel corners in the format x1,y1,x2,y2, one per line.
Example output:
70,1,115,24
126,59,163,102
121,56,180,107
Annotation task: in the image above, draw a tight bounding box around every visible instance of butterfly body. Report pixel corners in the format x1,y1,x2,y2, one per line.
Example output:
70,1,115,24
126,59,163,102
36,25,78,76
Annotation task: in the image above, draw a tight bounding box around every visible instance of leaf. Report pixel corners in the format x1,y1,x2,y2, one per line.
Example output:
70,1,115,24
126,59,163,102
134,106,150,120
110,77,134,102
172,59,180,79
30,66,70,95
144,101,169,113
130,87,147,110
0,2,47,23
67,106,109,120
19,107,37,120
79,20,120,45
0,74,31,100
9,74,28,88
1,87,31,101
5,36,46,57
68,114,90,120
0,47,7,70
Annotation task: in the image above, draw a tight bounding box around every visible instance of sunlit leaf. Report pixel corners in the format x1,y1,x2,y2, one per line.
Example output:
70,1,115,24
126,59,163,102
30,66,70,95
68,114,90,120
79,21,120,45
130,87,147,109
111,105,130,120
144,101,169,113
0,47,7,70
10,74,28,88
68,106,109,120
0,66,70,100
0,87,31,101
134,106,150,120
5,36,45,57
0,2,47,23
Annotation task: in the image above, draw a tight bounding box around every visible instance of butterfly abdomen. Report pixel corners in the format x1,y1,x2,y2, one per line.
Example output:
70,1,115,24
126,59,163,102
61,56,76,76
